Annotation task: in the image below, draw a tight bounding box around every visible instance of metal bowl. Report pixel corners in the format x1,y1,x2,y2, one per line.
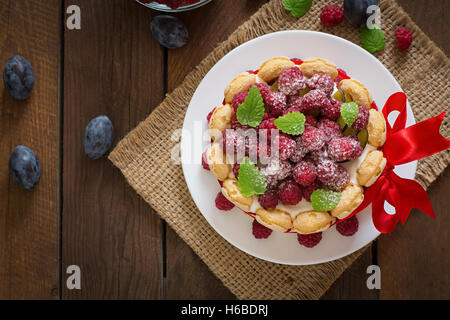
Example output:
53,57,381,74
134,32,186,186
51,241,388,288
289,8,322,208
136,0,212,12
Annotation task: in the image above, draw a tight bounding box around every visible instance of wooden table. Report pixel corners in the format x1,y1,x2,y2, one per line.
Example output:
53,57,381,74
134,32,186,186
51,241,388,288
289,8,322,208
0,0,448,300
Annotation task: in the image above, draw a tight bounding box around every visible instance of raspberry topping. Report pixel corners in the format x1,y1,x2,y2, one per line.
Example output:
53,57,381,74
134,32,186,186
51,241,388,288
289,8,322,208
352,105,369,131
308,147,329,163
283,106,302,116
253,83,272,104
317,118,342,142
252,220,273,239
275,134,296,161
297,232,322,248
215,192,235,211
278,67,307,96
267,91,288,116
307,74,334,96
289,136,309,163
278,180,303,206
301,89,330,112
260,158,292,189
395,27,413,50
317,159,339,184
302,180,320,202
321,99,342,120
288,96,308,113
232,91,248,112
202,151,210,171
320,4,344,27
336,216,359,236
305,115,318,127
326,165,350,192
302,126,327,151
220,129,244,156
328,136,362,162
293,161,317,187
258,190,279,210
259,118,278,138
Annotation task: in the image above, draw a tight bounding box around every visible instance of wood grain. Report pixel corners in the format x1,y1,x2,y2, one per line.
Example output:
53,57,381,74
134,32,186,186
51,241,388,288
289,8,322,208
378,0,450,300
0,0,59,299
62,0,165,299
164,0,266,299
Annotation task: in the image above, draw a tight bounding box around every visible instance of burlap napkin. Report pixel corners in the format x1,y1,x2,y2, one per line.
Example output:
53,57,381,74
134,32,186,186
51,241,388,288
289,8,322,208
109,0,449,299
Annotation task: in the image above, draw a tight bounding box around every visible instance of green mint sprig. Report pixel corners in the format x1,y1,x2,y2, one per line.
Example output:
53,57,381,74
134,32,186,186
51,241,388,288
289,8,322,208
283,0,313,18
237,158,267,197
274,111,306,135
236,86,265,128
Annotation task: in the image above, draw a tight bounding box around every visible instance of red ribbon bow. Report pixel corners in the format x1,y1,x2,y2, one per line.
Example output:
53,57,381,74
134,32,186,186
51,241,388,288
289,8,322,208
346,92,450,233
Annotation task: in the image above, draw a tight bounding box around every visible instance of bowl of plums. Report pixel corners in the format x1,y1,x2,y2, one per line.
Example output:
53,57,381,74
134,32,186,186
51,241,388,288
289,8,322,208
136,0,212,12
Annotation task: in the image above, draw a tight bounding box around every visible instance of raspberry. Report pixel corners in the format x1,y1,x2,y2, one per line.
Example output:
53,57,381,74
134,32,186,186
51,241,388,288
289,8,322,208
297,232,322,248
321,99,342,120
307,74,334,96
320,4,344,27
349,136,363,158
317,118,342,142
326,166,350,192
328,136,361,162
395,27,413,50
301,89,330,112
279,180,303,205
302,126,327,151
233,163,240,178
282,106,302,116
232,91,248,112
253,83,272,104
293,161,317,187
274,134,296,161
261,159,292,189
206,107,217,122
303,180,320,202
317,159,338,184
259,118,278,138
278,67,307,96
202,151,210,171
308,147,329,163
289,136,309,163
336,216,359,236
252,220,273,239
215,192,235,211
262,112,272,121
287,96,308,113
352,105,369,131
305,115,317,127
266,92,288,116
258,190,279,209
220,129,243,156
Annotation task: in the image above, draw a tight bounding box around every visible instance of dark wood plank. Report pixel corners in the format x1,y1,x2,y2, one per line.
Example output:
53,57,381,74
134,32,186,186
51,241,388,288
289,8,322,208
0,0,60,299
322,247,379,299
62,0,165,299
377,0,450,300
164,0,266,299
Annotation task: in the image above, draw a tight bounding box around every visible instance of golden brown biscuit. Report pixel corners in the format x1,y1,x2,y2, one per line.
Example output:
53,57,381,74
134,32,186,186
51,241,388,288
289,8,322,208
338,79,372,109
224,73,257,104
293,211,333,234
299,58,338,79
208,143,232,181
255,208,293,232
357,150,387,187
331,183,364,220
257,57,296,83
222,179,253,211
367,109,387,147
208,104,233,140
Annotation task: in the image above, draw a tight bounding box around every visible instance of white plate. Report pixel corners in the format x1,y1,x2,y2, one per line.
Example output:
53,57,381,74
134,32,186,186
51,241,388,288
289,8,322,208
181,31,417,265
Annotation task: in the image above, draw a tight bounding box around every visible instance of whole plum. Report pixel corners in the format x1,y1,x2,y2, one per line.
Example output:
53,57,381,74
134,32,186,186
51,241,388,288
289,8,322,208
3,55,35,100
83,115,114,160
9,146,41,190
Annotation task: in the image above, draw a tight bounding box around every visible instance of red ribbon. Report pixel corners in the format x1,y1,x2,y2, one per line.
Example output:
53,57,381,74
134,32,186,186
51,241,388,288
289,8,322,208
346,92,450,233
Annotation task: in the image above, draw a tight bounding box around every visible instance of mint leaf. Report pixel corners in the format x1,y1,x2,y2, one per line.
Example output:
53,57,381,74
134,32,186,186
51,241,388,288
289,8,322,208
274,112,306,135
340,102,359,127
360,27,386,54
238,158,267,197
236,86,265,128
283,0,313,18
311,189,342,212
